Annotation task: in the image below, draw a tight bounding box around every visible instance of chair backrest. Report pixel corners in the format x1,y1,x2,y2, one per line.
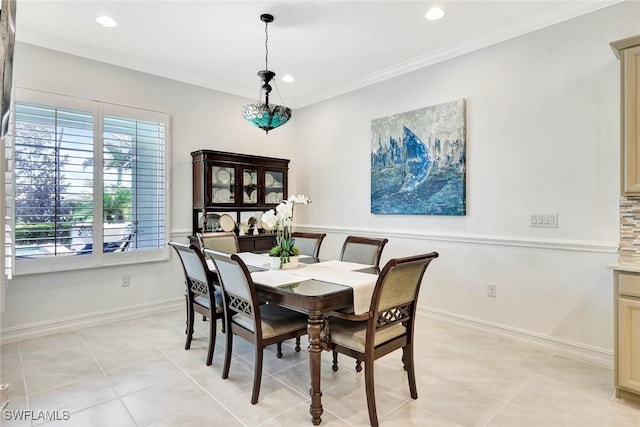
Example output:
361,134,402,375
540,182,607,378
368,252,439,338
203,249,263,337
339,235,389,267
168,241,213,300
197,232,239,253
291,232,326,258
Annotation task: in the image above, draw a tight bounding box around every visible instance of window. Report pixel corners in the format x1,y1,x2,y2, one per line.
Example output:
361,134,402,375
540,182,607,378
11,89,170,274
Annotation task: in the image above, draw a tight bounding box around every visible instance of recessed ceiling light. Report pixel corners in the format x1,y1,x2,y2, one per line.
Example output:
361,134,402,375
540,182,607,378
282,75,295,83
425,7,445,21
96,16,118,28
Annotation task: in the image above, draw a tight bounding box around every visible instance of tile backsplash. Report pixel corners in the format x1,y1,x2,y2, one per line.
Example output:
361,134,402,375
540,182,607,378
620,196,640,258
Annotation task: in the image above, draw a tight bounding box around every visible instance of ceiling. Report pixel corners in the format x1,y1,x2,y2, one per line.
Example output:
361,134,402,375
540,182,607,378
15,0,624,109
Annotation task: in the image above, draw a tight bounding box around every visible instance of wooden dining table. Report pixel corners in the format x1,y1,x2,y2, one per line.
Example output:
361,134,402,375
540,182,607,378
207,253,379,426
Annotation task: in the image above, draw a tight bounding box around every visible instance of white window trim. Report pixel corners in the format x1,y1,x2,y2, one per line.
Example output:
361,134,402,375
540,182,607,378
12,88,171,276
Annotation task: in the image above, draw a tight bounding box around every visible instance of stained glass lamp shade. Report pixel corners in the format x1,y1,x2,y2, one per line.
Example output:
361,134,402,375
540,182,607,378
242,14,292,134
242,67,292,133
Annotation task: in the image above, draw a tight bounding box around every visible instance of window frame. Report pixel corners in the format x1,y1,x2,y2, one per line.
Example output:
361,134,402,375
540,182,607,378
12,88,171,275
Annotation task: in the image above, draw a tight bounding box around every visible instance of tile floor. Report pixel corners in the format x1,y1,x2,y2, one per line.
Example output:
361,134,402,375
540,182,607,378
2,309,640,427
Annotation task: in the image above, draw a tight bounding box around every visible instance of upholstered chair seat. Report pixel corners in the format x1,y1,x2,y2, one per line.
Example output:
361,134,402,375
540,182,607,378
193,293,224,313
232,304,308,339
328,319,406,353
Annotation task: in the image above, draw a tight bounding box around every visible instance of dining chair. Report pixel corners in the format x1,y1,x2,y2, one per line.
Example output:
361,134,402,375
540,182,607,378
197,231,240,253
168,241,225,366
291,231,326,258
339,235,389,268
199,231,302,356
204,248,309,404
324,252,439,427
195,232,240,321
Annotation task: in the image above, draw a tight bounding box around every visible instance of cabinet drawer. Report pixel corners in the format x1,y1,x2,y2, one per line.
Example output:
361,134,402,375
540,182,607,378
619,273,640,297
238,239,256,252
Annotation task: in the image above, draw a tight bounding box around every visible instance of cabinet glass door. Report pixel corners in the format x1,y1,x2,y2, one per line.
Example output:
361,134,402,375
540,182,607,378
242,168,258,204
211,166,234,204
265,170,285,204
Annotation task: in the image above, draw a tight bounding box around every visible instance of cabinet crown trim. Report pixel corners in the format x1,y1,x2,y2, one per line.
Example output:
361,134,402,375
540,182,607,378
611,35,640,59
191,149,289,165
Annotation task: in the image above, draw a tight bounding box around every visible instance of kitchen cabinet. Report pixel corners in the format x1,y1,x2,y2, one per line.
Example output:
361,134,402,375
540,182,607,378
613,269,640,403
611,36,640,195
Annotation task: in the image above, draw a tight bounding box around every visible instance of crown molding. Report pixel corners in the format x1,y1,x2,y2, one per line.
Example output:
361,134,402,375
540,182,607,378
296,0,627,108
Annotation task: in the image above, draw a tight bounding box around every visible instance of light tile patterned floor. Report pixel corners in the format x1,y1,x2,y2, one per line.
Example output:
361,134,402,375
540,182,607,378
1,309,640,426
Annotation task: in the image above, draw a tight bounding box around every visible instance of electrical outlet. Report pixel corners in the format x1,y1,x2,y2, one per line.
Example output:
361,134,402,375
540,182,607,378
487,283,497,297
122,275,130,287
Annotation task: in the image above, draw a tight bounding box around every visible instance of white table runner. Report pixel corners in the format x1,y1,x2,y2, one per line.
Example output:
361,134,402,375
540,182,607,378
237,252,271,268
311,260,374,271
206,252,309,271
250,270,304,287
205,253,269,272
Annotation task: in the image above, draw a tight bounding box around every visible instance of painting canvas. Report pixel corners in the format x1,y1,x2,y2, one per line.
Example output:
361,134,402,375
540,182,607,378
371,99,466,215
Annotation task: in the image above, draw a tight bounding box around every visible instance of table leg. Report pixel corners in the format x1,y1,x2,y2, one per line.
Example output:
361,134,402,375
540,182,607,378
308,311,323,425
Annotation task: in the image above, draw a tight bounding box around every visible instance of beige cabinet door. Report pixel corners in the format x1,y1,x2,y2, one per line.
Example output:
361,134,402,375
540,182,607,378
619,297,640,392
622,45,640,194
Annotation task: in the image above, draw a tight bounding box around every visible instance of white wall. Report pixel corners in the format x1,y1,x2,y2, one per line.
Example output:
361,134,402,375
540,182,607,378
290,2,639,362
1,42,296,334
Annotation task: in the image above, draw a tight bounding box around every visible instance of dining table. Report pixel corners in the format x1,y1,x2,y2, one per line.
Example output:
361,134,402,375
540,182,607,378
206,252,379,426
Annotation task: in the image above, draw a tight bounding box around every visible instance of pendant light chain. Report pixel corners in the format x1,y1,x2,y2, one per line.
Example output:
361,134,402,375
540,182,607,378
264,19,269,71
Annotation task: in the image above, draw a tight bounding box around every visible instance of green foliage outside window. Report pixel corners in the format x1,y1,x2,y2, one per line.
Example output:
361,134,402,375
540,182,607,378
15,223,73,245
104,186,132,222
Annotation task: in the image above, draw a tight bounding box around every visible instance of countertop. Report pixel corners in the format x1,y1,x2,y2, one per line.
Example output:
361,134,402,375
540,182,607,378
609,257,640,273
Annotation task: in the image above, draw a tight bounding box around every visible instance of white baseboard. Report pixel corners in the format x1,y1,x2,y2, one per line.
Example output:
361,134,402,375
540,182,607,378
418,306,614,369
0,298,183,344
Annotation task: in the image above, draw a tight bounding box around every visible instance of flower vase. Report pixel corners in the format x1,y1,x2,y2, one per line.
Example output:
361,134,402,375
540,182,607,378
270,255,299,270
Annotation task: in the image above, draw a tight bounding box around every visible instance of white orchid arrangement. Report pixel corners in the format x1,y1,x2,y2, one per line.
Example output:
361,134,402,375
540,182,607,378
261,194,312,267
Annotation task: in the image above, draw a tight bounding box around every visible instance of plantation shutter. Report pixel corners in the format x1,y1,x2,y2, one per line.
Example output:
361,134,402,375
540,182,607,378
14,102,94,257
4,111,13,280
2,107,13,313
11,88,170,273
102,114,166,252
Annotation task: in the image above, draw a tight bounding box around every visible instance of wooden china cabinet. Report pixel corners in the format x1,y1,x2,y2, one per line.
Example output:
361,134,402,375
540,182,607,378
191,150,289,252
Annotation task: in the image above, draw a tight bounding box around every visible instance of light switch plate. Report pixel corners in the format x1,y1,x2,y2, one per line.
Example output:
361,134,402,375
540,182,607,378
530,213,558,228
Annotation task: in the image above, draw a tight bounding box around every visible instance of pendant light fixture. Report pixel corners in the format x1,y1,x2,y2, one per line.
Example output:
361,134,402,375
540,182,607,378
242,13,292,134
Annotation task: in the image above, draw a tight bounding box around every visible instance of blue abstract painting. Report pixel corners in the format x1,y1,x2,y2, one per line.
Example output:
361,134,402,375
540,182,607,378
371,99,466,215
